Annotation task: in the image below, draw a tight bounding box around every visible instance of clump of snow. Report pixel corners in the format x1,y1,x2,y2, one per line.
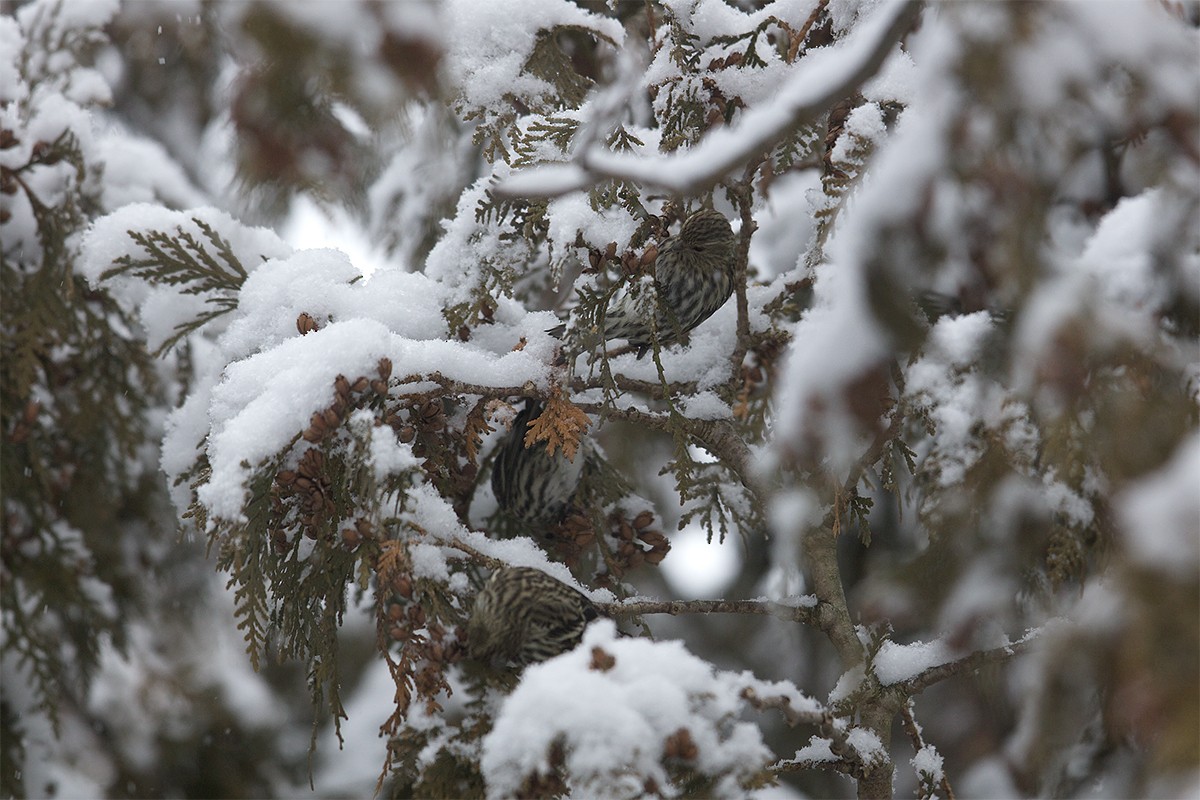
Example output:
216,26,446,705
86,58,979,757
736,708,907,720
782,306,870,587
443,0,623,115
765,488,818,598
83,205,576,524
79,205,292,351
873,637,958,686
680,391,732,420
829,102,886,163
828,663,866,704
912,743,945,783
788,736,837,764
423,176,535,307
354,411,420,481
845,726,886,765
1015,188,1194,400
94,132,207,211
772,253,889,477
1117,434,1200,580
926,312,994,369
368,105,472,271
905,314,1039,489
2,0,120,262
409,541,453,583
480,620,800,799
545,193,641,280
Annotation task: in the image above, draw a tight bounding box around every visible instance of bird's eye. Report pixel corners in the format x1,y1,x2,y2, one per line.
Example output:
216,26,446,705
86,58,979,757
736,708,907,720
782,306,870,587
694,246,705,252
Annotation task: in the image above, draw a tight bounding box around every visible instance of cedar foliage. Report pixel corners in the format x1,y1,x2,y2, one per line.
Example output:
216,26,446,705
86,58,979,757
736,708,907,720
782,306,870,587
3,2,1198,799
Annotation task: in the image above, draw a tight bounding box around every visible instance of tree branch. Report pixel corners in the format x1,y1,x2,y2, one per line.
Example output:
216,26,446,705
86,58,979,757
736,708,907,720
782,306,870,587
900,700,956,800
576,402,771,504
801,523,865,668
895,635,1038,697
570,373,698,400
394,371,538,401
726,164,758,387
495,0,923,198
602,597,820,627
740,685,827,728
773,757,858,777
772,715,870,779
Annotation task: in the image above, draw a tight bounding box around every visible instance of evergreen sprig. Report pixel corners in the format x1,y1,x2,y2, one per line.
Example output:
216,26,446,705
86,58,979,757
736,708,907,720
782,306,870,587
101,219,249,355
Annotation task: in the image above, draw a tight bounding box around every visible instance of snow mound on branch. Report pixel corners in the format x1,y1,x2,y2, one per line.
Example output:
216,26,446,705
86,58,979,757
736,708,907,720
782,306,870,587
82,207,565,523
480,621,814,799
79,205,292,351
873,637,958,686
443,0,623,114
193,256,557,520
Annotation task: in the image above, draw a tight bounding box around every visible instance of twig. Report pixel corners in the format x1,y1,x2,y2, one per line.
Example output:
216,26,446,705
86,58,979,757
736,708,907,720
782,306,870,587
740,685,827,727
726,164,758,387
790,0,831,62
575,403,769,504
772,757,857,777
601,597,820,627
394,371,538,401
895,635,1038,696
570,373,699,399
900,700,956,800
771,713,868,779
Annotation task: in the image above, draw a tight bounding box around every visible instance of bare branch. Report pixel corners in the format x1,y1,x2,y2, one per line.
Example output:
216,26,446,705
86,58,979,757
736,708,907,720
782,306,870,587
773,756,858,777
570,373,699,400
601,597,820,627
726,165,758,386
394,371,539,401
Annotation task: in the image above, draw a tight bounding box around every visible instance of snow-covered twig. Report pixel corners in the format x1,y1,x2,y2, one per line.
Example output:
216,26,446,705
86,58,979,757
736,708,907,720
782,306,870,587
896,635,1038,696
900,701,955,800
740,685,827,728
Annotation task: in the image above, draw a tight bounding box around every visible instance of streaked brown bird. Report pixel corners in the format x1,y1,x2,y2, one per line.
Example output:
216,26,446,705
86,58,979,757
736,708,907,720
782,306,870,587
490,399,584,525
466,566,598,667
602,208,736,357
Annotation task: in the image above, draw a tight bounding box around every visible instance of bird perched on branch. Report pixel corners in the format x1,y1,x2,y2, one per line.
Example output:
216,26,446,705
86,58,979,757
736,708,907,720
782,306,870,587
605,207,736,356
490,398,584,525
466,566,599,667
554,208,737,358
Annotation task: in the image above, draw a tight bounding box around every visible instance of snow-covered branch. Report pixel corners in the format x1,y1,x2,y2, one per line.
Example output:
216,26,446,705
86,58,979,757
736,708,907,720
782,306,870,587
891,634,1040,697
495,0,923,198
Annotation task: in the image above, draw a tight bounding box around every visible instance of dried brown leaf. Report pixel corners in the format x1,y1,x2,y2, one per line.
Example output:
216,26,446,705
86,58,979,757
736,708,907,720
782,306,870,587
523,388,590,462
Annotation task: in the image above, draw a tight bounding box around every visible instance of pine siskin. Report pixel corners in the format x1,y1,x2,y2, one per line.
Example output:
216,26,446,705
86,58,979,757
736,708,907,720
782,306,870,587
466,566,599,667
602,208,736,356
491,399,584,525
